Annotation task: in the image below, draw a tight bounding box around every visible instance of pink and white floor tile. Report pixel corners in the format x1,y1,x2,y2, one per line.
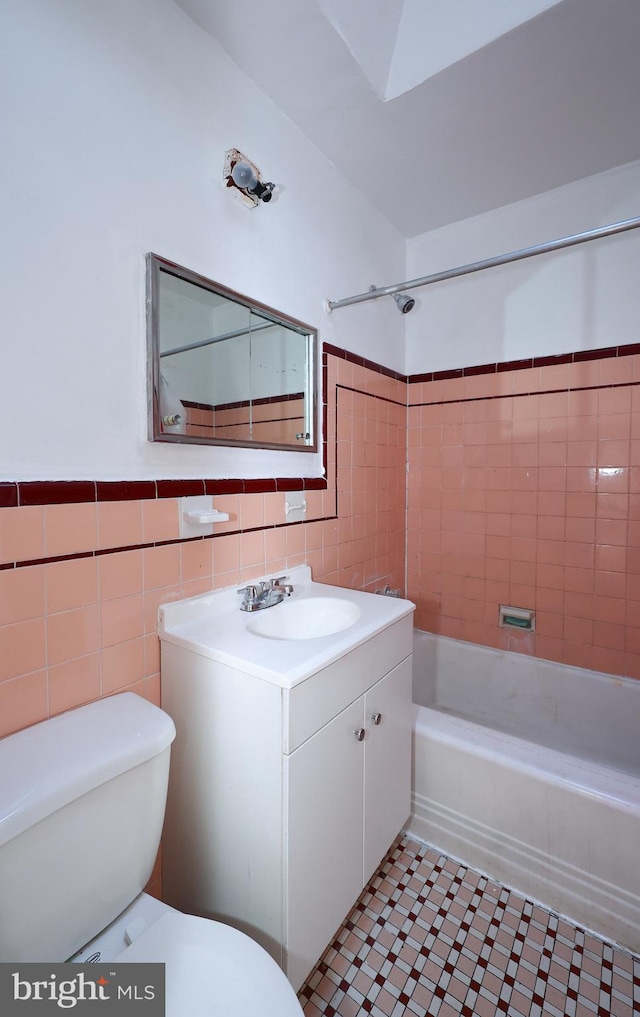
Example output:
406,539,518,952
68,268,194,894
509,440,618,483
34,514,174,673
298,837,639,1017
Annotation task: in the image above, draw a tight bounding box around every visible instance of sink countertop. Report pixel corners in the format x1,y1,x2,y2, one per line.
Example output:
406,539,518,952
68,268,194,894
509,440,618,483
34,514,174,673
158,565,415,688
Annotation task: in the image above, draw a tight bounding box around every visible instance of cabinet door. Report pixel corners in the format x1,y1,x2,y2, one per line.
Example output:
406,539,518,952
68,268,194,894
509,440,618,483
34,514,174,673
284,697,364,992
363,656,412,882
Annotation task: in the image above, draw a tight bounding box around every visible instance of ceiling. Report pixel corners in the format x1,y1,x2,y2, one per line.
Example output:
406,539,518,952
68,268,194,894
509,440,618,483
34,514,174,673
176,0,640,238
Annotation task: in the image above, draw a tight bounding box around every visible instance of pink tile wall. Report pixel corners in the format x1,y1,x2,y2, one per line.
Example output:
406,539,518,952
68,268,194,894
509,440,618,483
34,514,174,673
407,353,640,679
0,350,406,745
4,343,639,765
331,357,407,594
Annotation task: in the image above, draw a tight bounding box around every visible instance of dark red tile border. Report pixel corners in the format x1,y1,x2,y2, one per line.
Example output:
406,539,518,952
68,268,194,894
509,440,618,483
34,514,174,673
434,368,464,381
531,353,572,368
2,475,330,508
96,481,157,502
324,342,405,382
276,477,306,491
243,478,276,493
204,479,244,495
407,340,640,385
464,363,497,377
19,481,97,506
574,346,617,362
0,483,18,508
156,479,206,498
497,357,535,372
207,391,305,411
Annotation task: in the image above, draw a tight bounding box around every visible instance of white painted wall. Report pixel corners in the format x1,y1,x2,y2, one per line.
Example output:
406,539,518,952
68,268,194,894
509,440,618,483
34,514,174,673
405,159,640,375
387,0,561,100
0,0,404,481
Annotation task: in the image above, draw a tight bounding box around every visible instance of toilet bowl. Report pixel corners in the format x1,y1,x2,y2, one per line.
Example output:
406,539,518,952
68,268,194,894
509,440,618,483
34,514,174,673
0,693,304,1016
71,892,303,1015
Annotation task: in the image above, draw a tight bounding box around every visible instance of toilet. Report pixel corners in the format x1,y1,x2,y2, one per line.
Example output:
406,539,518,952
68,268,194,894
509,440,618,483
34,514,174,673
0,692,304,1016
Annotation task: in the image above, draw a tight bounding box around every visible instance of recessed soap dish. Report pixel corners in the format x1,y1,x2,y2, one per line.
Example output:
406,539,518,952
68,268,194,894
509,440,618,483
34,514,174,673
499,605,535,631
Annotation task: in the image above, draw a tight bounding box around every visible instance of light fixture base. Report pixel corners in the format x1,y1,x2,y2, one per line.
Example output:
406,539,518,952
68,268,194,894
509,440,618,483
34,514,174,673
224,148,259,208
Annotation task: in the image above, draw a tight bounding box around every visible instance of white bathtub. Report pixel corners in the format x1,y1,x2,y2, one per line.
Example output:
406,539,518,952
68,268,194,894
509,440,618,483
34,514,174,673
406,631,640,953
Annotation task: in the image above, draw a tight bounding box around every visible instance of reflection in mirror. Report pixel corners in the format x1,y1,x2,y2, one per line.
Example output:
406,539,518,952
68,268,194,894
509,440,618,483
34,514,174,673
147,254,317,451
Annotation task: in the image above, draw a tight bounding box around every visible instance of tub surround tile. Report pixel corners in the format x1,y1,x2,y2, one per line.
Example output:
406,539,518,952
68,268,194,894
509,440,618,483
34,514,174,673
408,347,640,681
299,836,640,1017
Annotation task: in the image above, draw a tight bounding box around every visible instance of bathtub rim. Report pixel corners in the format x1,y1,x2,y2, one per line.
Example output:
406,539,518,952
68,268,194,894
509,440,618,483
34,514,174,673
413,703,640,811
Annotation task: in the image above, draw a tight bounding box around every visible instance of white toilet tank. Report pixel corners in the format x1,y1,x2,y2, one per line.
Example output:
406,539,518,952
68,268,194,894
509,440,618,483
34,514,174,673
0,693,176,962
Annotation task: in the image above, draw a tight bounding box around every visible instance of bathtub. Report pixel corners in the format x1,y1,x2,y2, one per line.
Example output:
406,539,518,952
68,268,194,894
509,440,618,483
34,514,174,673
406,631,640,954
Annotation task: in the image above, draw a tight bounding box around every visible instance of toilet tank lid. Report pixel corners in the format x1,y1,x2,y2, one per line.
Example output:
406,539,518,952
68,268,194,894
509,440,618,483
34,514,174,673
0,693,176,848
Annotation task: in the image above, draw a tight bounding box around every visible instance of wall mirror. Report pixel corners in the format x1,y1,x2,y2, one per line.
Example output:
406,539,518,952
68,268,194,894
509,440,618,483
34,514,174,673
147,254,317,452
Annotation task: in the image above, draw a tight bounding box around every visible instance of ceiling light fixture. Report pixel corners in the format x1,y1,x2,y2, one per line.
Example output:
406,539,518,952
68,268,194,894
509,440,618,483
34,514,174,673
224,148,275,207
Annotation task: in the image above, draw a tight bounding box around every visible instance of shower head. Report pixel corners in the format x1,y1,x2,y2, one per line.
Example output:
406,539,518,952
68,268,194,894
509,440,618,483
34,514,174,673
393,292,415,314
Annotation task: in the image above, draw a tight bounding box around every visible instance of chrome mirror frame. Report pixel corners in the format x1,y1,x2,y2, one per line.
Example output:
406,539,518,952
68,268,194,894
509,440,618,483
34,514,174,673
147,253,317,453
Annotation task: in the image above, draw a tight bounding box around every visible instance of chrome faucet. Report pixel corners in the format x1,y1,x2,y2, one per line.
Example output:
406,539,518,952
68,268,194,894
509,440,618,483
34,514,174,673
238,576,294,612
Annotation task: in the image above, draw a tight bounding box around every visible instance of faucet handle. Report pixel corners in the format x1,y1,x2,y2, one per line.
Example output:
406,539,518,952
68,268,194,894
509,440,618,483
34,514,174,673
269,576,289,587
269,576,293,596
237,584,259,598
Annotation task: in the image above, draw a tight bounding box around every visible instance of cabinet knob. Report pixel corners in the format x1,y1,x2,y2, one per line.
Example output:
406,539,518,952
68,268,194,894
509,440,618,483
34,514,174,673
372,713,382,726
354,728,366,742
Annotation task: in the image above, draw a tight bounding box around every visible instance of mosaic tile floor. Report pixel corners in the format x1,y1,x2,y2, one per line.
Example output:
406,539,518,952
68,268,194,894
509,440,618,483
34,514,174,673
298,837,640,1017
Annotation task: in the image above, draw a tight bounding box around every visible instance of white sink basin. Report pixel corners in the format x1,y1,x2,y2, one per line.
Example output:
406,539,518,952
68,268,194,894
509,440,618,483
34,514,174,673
158,565,415,688
247,597,362,641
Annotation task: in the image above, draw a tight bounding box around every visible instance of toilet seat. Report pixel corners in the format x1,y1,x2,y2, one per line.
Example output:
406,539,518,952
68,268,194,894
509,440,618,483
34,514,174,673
114,911,303,1016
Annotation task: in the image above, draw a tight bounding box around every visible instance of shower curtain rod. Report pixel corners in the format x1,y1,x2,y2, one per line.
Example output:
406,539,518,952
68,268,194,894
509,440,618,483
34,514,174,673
324,214,640,312
160,319,276,358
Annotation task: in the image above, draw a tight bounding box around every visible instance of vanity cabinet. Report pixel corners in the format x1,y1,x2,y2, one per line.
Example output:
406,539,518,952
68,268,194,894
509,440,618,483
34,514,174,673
285,658,412,987
160,597,413,993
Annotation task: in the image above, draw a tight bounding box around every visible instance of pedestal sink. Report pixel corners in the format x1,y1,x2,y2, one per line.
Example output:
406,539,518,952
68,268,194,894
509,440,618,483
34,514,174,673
247,597,361,640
